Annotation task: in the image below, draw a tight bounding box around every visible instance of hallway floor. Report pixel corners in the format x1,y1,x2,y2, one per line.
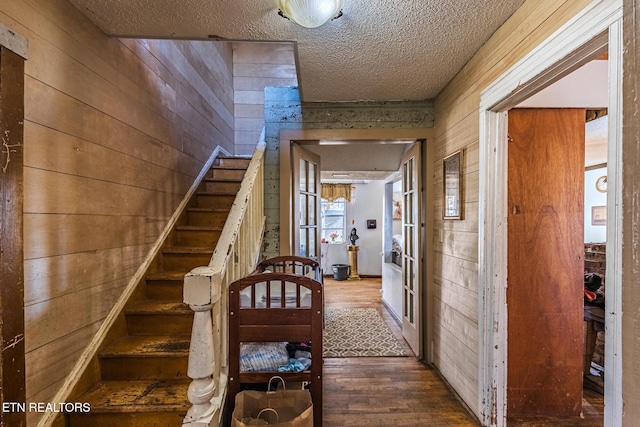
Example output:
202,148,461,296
322,277,604,426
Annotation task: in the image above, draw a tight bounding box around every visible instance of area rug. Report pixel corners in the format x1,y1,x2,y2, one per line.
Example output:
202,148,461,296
323,308,407,357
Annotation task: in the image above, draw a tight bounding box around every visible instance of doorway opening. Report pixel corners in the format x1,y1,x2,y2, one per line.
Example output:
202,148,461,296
278,129,434,360
478,1,622,426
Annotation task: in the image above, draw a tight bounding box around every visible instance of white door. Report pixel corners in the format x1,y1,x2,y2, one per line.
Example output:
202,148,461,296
292,143,321,260
401,143,422,356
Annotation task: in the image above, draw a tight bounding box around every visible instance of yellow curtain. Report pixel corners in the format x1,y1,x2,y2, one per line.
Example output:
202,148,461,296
321,183,352,202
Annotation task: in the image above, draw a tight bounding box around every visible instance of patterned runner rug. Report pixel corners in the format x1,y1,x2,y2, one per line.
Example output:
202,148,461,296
323,308,407,357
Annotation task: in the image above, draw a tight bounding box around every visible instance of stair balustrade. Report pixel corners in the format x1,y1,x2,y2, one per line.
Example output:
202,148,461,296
182,136,266,426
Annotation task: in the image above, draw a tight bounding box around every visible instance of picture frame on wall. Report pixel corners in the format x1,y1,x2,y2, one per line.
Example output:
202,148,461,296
443,150,464,220
392,192,402,220
592,205,607,225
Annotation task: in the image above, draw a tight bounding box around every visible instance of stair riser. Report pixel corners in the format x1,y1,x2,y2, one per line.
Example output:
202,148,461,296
126,314,193,336
196,194,235,209
68,411,187,427
204,180,241,194
163,253,212,272
99,356,188,381
175,229,221,247
146,280,183,300
187,211,228,228
210,168,246,181
217,158,250,168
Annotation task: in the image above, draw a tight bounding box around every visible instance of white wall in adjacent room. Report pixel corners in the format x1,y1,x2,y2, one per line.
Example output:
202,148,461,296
323,181,385,276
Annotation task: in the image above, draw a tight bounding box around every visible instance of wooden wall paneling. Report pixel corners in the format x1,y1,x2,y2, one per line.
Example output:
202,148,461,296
233,41,298,155
25,169,183,217
431,306,480,405
232,42,296,65
25,322,101,401
436,0,591,131
234,89,265,105
0,44,27,427
234,76,299,91
25,280,128,352
23,214,163,259
434,109,481,151
23,78,200,174
434,229,479,263
24,123,193,195
432,253,479,293
433,277,479,321
622,1,640,425
235,104,265,118
176,40,235,111
147,40,234,140
507,108,585,417
24,245,148,306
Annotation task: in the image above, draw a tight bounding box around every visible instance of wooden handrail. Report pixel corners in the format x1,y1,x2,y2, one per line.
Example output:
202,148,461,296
182,133,266,426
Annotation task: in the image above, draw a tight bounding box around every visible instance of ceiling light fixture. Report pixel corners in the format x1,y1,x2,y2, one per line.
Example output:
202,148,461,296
277,0,344,28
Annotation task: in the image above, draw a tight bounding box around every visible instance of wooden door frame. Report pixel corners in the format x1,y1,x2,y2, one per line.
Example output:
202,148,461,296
478,1,623,426
279,128,434,359
0,25,28,426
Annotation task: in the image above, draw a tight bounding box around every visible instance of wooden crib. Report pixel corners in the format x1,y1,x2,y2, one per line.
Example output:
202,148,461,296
227,266,323,426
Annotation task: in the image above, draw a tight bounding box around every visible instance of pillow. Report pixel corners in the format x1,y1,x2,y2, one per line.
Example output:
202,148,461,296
239,342,289,372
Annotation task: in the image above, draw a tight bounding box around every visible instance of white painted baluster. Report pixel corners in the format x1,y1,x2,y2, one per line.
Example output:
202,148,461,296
182,138,266,426
185,303,215,421
183,267,220,425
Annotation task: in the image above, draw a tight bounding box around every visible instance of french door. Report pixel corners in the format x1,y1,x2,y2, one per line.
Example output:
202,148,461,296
292,143,321,260
401,143,422,356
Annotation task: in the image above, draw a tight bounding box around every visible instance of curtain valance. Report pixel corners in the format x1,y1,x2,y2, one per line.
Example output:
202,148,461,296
321,183,352,202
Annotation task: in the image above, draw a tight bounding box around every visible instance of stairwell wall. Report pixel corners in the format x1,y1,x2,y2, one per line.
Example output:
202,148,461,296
232,41,298,156
0,0,234,424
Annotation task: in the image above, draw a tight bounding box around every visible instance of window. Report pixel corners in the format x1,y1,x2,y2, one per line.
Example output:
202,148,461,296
321,198,346,243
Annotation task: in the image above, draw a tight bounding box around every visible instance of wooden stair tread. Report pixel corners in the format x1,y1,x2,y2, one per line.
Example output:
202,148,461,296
205,176,243,183
175,225,223,231
78,380,189,412
197,190,237,196
187,207,230,213
126,300,190,314
162,246,214,254
101,336,189,357
211,164,247,169
145,271,186,281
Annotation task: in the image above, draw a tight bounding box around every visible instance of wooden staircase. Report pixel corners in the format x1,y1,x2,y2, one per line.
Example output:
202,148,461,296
65,156,250,427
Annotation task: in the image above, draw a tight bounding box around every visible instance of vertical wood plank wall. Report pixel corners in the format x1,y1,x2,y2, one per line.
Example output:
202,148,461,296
432,0,592,417
0,0,234,424
622,0,640,425
233,42,297,156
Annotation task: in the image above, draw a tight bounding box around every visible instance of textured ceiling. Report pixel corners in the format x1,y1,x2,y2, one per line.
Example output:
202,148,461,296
68,0,525,102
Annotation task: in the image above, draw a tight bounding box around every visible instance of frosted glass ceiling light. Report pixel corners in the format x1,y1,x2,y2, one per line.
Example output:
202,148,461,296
277,0,344,28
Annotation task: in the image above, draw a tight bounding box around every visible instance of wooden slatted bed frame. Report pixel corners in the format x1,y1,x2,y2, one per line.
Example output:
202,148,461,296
227,265,323,426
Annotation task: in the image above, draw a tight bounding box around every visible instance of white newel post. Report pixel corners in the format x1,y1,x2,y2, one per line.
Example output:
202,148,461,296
183,266,221,425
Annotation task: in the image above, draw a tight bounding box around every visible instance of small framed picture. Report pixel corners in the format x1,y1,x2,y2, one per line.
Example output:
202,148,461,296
591,205,607,226
443,150,464,220
367,219,377,229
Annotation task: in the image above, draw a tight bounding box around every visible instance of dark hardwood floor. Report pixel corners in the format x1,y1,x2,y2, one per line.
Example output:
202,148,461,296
322,277,604,426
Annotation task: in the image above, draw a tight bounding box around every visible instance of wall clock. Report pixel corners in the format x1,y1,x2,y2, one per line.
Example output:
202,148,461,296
596,175,607,193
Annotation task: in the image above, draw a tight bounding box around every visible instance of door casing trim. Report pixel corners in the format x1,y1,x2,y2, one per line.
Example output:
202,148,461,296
478,1,623,425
